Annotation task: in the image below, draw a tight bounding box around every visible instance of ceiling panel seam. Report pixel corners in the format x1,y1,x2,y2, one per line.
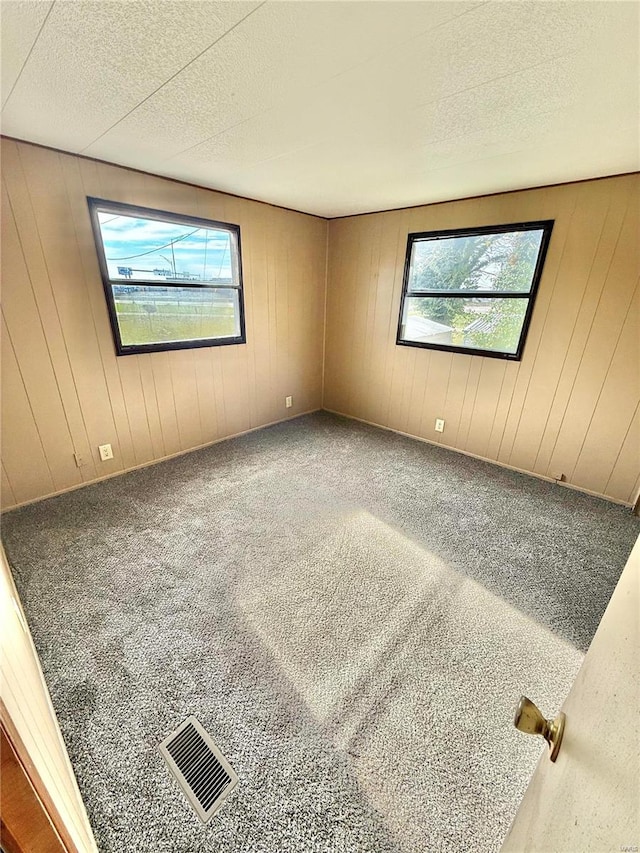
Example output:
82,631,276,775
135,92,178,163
165,0,492,163
1,0,55,111
78,0,267,155
411,49,574,114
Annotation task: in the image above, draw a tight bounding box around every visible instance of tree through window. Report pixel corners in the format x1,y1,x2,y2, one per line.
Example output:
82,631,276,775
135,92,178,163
396,221,553,360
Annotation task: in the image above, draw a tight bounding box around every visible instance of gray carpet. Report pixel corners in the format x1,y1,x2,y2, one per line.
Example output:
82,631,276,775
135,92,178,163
3,412,638,853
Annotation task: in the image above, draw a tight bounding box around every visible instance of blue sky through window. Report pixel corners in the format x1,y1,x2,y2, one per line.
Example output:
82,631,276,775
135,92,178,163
98,212,233,282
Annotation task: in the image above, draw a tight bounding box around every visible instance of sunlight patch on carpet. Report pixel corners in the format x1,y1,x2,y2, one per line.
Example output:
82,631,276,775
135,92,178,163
236,509,582,851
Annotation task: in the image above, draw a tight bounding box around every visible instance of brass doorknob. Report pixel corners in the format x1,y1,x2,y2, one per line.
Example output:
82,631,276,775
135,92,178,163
514,696,565,762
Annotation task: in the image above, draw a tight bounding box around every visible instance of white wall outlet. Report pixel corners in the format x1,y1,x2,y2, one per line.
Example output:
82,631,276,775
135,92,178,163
98,443,114,461
73,452,85,468
435,418,445,433
285,396,293,408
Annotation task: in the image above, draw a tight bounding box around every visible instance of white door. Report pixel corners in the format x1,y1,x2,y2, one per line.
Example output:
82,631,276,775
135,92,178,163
0,546,98,852
502,535,639,852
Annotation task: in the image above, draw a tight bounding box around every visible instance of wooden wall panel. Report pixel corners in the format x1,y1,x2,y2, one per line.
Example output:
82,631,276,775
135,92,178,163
2,138,637,510
605,408,640,505
17,145,126,478
532,179,635,477
1,317,56,504
2,144,98,486
1,187,82,493
572,285,639,494
325,174,640,505
1,139,327,510
1,465,16,509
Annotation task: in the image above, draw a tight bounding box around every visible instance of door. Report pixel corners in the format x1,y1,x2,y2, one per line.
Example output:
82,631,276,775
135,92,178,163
0,547,98,852
502,534,639,851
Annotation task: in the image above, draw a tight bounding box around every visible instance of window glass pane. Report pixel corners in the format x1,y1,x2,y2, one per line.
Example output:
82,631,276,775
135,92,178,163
408,229,544,293
401,296,528,354
113,285,241,347
97,211,235,284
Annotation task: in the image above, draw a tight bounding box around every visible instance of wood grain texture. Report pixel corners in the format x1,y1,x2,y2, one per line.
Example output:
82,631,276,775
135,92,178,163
1,139,327,509
1,723,68,853
324,174,640,504
2,139,637,509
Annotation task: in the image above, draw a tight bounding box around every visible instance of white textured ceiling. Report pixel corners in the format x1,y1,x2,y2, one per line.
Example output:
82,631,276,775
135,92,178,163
1,0,638,217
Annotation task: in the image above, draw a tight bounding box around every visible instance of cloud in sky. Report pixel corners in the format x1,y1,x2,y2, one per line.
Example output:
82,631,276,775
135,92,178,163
98,212,234,281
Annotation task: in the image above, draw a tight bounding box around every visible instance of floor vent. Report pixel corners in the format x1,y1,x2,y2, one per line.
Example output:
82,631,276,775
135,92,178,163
159,716,238,823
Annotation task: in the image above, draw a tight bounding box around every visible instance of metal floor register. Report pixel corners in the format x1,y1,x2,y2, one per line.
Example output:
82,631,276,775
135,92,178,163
159,716,239,823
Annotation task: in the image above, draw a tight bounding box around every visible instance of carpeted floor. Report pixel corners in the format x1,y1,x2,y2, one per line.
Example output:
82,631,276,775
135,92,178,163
3,412,638,853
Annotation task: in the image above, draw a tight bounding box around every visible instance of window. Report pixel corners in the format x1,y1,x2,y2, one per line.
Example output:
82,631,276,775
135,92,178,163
87,198,246,355
396,221,553,360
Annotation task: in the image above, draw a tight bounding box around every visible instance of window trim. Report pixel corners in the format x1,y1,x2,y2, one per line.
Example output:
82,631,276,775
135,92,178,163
87,197,246,356
395,220,554,361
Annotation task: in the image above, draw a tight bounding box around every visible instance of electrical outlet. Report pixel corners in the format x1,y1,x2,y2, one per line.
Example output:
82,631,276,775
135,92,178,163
73,452,86,468
285,396,293,408
98,443,114,461
435,418,445,433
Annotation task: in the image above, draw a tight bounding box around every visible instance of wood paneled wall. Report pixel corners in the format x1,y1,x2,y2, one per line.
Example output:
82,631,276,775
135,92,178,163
324,175,640,505
2,141,638,509
1,139,327,510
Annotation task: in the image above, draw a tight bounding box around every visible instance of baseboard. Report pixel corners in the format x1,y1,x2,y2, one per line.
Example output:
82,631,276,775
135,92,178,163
2,408,321,513
322,408,634,509
4,406,633,512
